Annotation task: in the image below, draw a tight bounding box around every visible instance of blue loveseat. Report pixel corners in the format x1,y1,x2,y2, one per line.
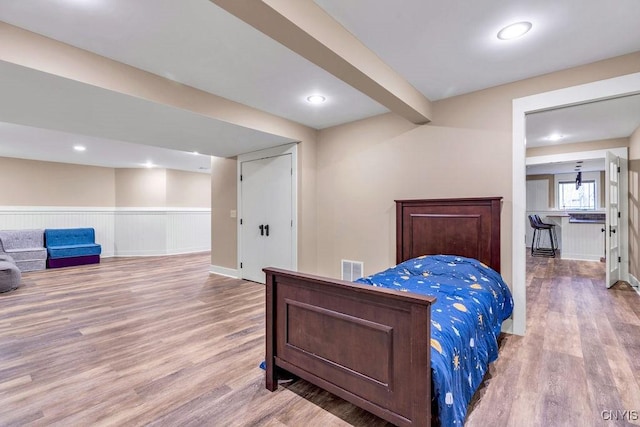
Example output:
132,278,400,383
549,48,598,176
45,228,102,268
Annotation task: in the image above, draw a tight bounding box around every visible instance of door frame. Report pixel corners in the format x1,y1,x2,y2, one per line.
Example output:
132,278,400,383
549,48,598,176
605,151,622,288
512,72,640,336
237,143,298,278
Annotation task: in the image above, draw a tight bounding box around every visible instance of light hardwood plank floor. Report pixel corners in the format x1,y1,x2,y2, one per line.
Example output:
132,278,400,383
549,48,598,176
1,253,638,426
466,254,640,427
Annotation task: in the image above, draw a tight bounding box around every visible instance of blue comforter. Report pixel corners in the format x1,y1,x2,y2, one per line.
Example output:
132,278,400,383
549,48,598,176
356,255,513,426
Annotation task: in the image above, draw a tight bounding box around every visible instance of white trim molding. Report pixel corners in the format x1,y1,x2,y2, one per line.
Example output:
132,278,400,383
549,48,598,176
114,209,211,256
114,207,211,212
210,265,239,279
630,274,640,295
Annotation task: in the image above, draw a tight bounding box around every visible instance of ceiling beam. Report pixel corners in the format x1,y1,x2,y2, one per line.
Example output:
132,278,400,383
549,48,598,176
0,21,316,146
210,0,432,124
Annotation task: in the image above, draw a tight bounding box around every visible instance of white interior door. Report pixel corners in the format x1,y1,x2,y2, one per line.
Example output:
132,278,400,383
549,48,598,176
240,153,293,283
605,151,620,288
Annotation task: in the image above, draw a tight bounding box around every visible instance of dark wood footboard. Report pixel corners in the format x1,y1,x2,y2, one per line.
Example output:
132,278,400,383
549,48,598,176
265,267,436,427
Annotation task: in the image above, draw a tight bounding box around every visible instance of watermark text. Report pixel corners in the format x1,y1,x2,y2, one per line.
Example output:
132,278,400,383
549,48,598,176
601,410,638,421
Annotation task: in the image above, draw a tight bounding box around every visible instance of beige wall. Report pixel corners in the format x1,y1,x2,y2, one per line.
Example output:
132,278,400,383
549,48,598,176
0,157,116,206
115,168,167,207
166,169,211,208
312,52,640,289
114,168,210,208
297,136,319,273
629,125,640,280
630,160,639,280
317,115,511,281
0,157,210,209
210,156,237,269
631,125,640,160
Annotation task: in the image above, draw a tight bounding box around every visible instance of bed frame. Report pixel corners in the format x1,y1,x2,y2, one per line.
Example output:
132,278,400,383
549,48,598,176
264,197,502,426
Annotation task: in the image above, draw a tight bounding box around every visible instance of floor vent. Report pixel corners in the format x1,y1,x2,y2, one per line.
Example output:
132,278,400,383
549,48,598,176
341,259,363,281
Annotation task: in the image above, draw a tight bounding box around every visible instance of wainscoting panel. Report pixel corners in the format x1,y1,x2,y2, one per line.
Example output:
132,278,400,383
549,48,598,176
0,207,115,256
113,209,211,256
114,211,168,256
560,222,605,261
166,211,211,255
0,207,210,258
526,179,550,211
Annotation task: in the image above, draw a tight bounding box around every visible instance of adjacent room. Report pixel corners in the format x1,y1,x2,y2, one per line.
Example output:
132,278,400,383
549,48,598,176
1,1,639,426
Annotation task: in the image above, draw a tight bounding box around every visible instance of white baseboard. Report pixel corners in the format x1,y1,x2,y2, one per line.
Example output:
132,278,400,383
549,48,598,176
210,265,239,279
501,318,516,335
111,249,209,257
630,274,639,295
560,253,602,262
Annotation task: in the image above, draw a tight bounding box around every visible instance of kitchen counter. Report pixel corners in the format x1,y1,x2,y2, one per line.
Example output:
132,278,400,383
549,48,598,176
568,212,605,224
547,212,605,223
543,214,604,261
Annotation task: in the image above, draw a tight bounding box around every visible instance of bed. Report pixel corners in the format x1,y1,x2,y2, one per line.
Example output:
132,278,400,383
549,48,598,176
263,197,512,426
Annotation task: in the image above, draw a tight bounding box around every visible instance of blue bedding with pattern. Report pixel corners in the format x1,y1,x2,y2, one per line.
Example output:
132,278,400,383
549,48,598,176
356,254,513,426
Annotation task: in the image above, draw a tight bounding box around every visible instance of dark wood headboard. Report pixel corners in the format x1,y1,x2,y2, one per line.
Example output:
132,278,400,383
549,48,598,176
395,197,502,272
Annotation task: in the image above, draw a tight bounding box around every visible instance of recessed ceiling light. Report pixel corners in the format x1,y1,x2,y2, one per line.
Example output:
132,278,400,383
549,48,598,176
547,133,564,142
144,161,155,168
306,95,326,104
73,145,86,152
497,21,532,40
192,151,200,155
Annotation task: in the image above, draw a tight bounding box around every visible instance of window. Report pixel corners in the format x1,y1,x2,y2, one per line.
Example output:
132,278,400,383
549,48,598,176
558,180,596,210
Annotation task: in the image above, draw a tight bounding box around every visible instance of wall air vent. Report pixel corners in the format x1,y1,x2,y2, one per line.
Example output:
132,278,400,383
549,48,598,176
341,259,363,282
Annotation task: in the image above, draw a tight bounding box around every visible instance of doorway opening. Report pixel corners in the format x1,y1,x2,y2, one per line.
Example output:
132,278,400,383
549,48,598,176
511,72,640,336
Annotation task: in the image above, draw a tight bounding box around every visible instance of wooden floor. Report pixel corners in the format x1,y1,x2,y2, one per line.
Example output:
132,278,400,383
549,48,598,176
466,254,640,427
1,253,639,426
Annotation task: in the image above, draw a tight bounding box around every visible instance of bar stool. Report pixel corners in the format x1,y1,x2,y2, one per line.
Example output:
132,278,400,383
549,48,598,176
534,215,558,252
528,215,557,257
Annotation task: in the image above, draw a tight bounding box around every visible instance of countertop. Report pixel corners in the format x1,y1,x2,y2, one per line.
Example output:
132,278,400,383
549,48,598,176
543,212,605,224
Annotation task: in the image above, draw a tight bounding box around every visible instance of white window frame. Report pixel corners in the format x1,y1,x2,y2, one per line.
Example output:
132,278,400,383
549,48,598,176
557,179,596,210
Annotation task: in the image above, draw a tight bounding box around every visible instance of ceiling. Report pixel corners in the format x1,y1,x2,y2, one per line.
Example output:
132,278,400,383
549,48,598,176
0,0,639,173
526,158,604,176
526,94,640,148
